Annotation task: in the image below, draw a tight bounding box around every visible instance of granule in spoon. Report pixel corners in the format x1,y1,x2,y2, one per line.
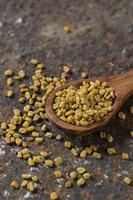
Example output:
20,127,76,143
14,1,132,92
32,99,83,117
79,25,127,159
53,80,116,126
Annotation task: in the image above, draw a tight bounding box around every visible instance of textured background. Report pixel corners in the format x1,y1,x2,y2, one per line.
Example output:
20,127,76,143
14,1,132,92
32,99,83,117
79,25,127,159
0,0,133,199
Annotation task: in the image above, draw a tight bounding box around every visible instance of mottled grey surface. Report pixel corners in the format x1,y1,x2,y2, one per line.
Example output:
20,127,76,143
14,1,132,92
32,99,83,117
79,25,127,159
0,0,133,200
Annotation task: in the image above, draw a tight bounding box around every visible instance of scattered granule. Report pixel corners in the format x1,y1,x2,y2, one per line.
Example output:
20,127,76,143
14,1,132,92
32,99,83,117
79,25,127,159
30,59,38,65
90,144,98,151
22,174,31,179
45,159,54,167
81,72,88,78
1,122,7,130
22,153,30,159
54,171,62,178
27,181,35,192
129,106,133,114
118,112,126,120
77,178,85,187
40,151,48,158
17,152,22,158
28,158,35,166
69,171,77,180
122,153,129,160
107,148,116,155
63,65,70,73
85,147,92,155
5,138,12,144
41,124,47,131
21,148,30,155
45,132,53,138
130,131,133,137
71,148,78,157
80,150,87,158
31,176,38,182
4,69,13,76
64,141,72,149
10,180,19,189
25,91,31,100
64,25,71,33
0,128,2,136
50,192,58,200
65,180,73,188
61,72,67,80
33,155,43,164
124,177,132,185
6,90,13,97
83,172,91,180
35,137,43,143
77,167,86,174
19,83,27,89
56,134,62,141
7,78,14,85
37,63,43,69
32,132,39,137
21,180,28,187
100,131,106,139
20,87,28,93
107,134,113,143
92,152,102,159
18,70,26,79
54,157,63,166
15,138,22,145
22,141,27,148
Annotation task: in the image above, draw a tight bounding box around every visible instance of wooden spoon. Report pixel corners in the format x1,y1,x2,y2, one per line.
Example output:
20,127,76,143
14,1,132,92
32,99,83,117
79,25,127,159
46,70,133,136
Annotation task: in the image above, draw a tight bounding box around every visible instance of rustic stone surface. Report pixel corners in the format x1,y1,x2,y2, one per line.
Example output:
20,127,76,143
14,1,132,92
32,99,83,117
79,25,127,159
0,0,133,199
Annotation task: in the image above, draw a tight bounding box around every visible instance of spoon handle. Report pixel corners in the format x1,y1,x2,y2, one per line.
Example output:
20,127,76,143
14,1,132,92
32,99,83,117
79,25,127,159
110,69,133,97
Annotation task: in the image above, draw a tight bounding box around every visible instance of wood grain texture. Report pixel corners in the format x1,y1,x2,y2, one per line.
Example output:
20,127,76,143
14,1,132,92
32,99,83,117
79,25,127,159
46,70,133,136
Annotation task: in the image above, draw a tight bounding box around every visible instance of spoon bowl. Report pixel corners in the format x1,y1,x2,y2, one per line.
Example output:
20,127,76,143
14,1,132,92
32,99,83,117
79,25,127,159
46,70,133,136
